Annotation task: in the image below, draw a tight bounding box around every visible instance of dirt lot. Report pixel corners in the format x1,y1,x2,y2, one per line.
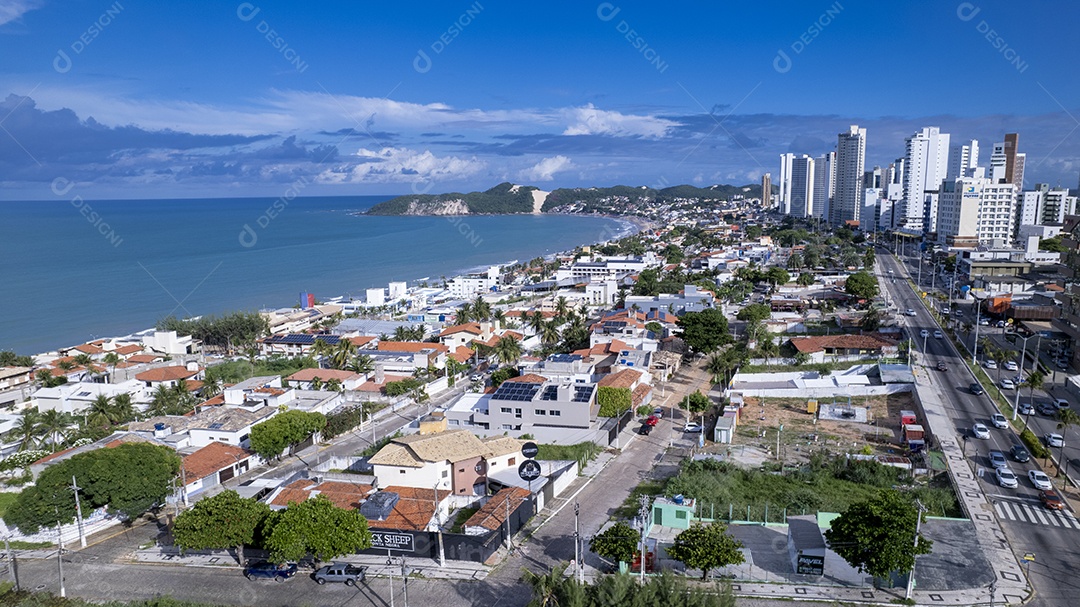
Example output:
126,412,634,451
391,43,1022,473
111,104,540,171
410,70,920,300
724,391,917,463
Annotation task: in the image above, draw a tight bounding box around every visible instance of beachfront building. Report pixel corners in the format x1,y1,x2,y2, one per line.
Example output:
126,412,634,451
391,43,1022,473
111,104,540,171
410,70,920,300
181,442,258,500
375,341,448,370
447,266,501,299
439,322,496,351
135,364,203,391
285,368,366,390
258,333,341,357
623,284,715,315
141,331,199,356
34,379,145,415
554,252,661,283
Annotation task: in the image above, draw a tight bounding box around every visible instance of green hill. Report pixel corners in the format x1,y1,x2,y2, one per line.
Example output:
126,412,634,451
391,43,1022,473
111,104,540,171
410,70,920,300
366,182,538,215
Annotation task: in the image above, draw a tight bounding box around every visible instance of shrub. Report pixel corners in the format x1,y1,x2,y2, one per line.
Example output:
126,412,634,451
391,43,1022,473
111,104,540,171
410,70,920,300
1020,428,1050,459
597,386,632,417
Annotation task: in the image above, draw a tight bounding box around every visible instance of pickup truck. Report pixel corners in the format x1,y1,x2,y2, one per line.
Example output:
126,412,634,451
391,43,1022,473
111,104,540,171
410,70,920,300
313,563,368,586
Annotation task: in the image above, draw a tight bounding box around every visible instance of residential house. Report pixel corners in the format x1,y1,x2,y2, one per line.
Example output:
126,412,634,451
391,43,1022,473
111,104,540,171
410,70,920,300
130,403,278,450
135,364,203,391
439,323,492,352
624,284,716,315
376,341,448,371
0,367,33,392
367,429,523,496
285,368,365,391
141,331,198,356
266,479,452,533
181,441,257,499
443,375,600,443
34,379,144,415
787,335,899,364
258,334,341,357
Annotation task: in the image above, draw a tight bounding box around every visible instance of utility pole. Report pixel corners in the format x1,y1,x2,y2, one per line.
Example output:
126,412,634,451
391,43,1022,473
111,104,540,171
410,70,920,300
574,502,584,584
972,297,982,366
433,484,445,567
637,495,651,584
401,556,408,607
905,499,925,601
71,476,86,549
386,552,395,607
4,536,18,592
1012,334,1032,421
54,508,65,598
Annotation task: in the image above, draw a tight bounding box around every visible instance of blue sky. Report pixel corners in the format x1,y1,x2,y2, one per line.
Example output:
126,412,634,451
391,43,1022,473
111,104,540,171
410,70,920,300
2,0,1079,199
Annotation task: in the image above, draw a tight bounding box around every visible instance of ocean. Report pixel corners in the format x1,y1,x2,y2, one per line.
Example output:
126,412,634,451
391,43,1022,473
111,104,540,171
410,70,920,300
0,196,631,355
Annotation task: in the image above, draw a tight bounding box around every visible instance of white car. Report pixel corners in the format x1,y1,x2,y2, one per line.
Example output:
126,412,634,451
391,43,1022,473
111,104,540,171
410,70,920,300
988,450,1008,469
1003,361,1019,372
990,413,1008,429
1000,378,1016,390
984,360,998,370
1028,470,1053,491
905,309,917,317
920,329,930,338
1046,433,1065,448
996,467,1019,489
933,330,943,339
683,422,704,433
972,423,991,439
1055,398,1071,410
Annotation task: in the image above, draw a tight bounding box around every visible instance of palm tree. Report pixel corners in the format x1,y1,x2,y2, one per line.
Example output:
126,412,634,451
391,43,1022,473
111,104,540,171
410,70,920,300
521,564,567,607
706,353,726,384
38,410,72,450
493,336,523,367
87,394,115,429
102,352,121,382
56,359,76,371
615,289,627,310
324,378,343,392
330,339,357,370
797,272,815,287
112,393,135,422
310,377,323,391
554,296,570,320
393,325,410,342
310,338,335,368
150,384,175,417
538,320,561,347
72,353,94,368
527,311,546,336
492,309,506,328
1056,409,1079,483
759,334,778,365
348,353,375,375
457,302,474,324
201,372,223,399
1025,370,1045,411
14,409,41,451
473,296,492,322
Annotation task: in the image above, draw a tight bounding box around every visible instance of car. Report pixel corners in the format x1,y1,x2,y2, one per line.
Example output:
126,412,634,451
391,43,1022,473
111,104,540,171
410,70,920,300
469,374,482,382
1028,470,1053,491
1056,359,1069,370
1000,378,1016,390
953,309,963,317
990,413,1008,429
970,383,985,395
314,563,368,586
1010,444,1030,462
1003,360,1019,371
683,422,704,433
978,318,990,326
905,309,917,316
983,359,998,370
644,415,660,426
920,329,930,338
1045,433,1065,448
936,361,948,372
637,423,653,436
941,306,951,315
1040,490,1066,510
971,423,990,439
995,320,1006,328
244,562,299,582
652,407,664,419
1055,398,1071,410
988,450,1008,469
995,467,1019,489
1018,402,1035,416
933,330,943,339
1037,402,1059,416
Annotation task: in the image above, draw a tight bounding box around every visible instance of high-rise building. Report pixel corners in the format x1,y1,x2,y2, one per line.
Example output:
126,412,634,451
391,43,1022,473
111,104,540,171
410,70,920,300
778,153,794,214
947,139,980,179
789,156,815,218
1020,184,1077,227
936,169,1017,247
831,125,866,227
900,127,950,232
761,172,773,208
1003,133,1023,189
811,151,835,220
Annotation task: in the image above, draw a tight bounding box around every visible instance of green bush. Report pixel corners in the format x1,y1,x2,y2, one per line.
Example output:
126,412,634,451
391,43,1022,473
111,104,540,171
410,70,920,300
597,386,632,417
1020,428,1050,459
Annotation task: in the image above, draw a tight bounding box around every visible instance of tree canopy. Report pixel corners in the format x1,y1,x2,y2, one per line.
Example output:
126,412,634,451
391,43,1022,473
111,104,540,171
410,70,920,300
844,270,879,301
263,494,372,563
589,521,640,565
676,309,730,354
666,522,745,580
823,489,932,580
735,303,771,324
173,489,270,564
4,443,181,534
249,410,326,460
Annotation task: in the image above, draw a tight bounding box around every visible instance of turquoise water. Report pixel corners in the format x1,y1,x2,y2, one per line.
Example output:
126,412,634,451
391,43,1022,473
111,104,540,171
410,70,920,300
0,196,629,354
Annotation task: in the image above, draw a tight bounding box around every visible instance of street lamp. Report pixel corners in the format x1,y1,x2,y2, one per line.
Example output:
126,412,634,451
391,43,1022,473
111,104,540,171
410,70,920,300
1012,334,1033,421
972,295,984,367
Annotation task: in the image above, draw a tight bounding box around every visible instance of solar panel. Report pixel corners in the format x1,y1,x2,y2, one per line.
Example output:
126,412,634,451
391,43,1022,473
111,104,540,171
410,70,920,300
208,422,224,429
540,385,558,401
492,382,541,402
572,386,594,403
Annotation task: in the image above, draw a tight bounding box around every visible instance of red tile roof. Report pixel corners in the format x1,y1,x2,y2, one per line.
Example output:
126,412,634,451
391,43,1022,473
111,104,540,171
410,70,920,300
377,341,449,353
507,373,548,384
598,368,642,389
347,335,377,348
464,487,531,531
127,354,164,364
367,486,449,532
286,368,361,382
631,384,653,408
450,346,475,364
357,374,407,392
114,344,144,356
74,343,104,355
182,442,253,483
789,334,896,353
135,366,199,382
439,323,483,337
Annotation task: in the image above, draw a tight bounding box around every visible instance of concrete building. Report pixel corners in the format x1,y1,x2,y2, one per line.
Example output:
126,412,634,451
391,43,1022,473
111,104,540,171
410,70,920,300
900,127,950,232
554,253,660,282
947,139,980,180
1020,184,1076,227
812,151,835,220
367,430,523,496
443,375,601,443
936,171,1017,247
778,153,794,214
789,155,815,218
831,125,866,227
761,172,773,208
141,331,198,356
447,266,501,299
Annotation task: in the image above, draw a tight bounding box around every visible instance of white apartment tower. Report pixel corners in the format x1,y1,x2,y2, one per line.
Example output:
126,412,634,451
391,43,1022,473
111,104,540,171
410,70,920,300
811,151,835,220
936,169,1017,247
947,139,979,179
831,125,866,227
789,155,816,218
900,127,950,232
778,153,794,214
1020,184,1078,227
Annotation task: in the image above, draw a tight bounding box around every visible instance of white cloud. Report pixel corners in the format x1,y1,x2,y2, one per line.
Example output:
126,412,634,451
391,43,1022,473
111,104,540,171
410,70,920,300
318,146,485,184
562,103,678,138
0,0,44,26
519,155,573,182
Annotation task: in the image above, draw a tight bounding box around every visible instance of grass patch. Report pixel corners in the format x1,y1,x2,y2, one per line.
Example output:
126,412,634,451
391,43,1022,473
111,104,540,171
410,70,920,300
449,506,479,533
536,442,602,469
741,359,869,374
613,479,667,520
6,541,51,550
0,493,17,519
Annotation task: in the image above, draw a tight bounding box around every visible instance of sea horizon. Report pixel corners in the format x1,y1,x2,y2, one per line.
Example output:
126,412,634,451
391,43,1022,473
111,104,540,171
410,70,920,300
0,195,632,356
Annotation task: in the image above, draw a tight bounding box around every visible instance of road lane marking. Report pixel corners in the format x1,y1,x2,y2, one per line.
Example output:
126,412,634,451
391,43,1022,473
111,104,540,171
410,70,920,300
995,502,1012,520
1029,506,1050,525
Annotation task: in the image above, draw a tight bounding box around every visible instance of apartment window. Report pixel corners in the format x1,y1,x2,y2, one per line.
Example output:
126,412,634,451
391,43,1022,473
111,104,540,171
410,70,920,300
508,458,516,466
501,407,512,414
535,409,546,416
442,470,448,478
501,424,514,430
550,410,561,416
400,469,406,474
515,408,522,418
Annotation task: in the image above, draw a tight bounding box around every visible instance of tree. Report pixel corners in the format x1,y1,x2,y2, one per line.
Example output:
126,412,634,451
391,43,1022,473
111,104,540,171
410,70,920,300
329,339,357,370
666,522,745,580
787,253,804,270
86,395,116,430
102,352,121,380
554,296,570,320
173,490,270,565
597,386,632,417
863,248,876,269
824,489,932,581
263,495,372,564
797,272,815,287
736,303,771,324
793,351,811,366
676,309,730,354
758,334,778,364
347,353,375,375
494,335,524,366
249,410,327,460
13,409,41,451
844,270,879,301
1025,369,1045,409
765,267,790,288
706,354,726,384
590,521,640,566
38,410,72,451
685,391,711,422
1056,409,1080,481
860,309,881,332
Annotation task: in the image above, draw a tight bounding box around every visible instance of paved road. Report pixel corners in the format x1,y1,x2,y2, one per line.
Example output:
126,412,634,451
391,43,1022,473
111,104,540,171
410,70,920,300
879,248,1080,607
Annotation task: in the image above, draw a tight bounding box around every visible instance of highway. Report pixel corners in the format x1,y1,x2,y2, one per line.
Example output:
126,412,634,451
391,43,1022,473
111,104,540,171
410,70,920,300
878,248,1080,607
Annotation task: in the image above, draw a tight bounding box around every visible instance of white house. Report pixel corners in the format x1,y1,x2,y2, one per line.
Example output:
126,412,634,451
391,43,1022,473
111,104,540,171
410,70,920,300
368,430,523,496
141,331,199,356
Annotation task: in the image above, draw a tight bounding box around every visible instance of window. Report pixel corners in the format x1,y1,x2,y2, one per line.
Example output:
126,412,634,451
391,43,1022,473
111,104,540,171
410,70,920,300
535,409,546,416
501,407,512,414
676,510,687,520
459,468,465,472
400,469,406,474
501,424,514,430
508,458,516,466
550,410,561,416
442,470,448,478
515,408,522,418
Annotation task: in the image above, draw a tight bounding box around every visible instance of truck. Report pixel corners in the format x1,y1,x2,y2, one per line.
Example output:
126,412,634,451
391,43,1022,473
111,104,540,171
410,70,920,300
902,424,926,453
313,563,368,586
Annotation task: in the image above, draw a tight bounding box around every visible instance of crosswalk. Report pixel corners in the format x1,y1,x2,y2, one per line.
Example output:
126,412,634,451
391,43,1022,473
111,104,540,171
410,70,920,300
994,500,1080,529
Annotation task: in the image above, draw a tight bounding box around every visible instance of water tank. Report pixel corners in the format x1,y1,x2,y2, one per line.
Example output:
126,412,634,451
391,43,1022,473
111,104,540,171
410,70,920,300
673,494,684,505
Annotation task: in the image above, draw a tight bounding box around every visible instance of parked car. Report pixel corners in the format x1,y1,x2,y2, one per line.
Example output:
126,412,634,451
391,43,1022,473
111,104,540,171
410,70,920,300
1055,398,1071,410
988,450,1008,469
984,360,998,370
1010,444,1030,462
936,361,948,372
652,407,664,419
637,423,653,436
469,374,482,382
1028,470,1053,491
1003,361,1019,372
1000,378,1016,390
990,413,1008,429
244,562,299,582
1056,359,1069,370
1041,490,1066,510
683,422,704,433
1037,402,1059,416
1018,402,1035,416
313,563,368,586
971,423,990,439
905,309,917,316
969,383,985,396
995,467,1018,489
995,320,1006,328
1045,433,1065,448
644,415,660,426
978,318,990,326
933,330,943,339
